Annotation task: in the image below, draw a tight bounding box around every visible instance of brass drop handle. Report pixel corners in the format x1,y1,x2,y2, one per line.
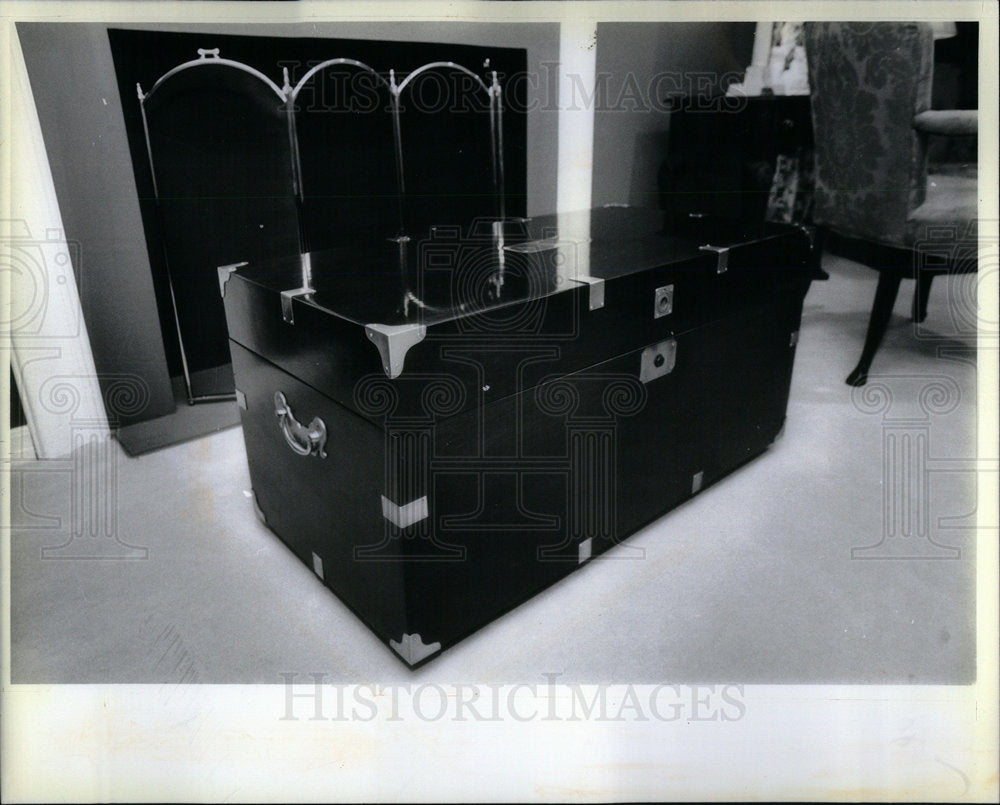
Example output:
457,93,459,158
273,391,327,458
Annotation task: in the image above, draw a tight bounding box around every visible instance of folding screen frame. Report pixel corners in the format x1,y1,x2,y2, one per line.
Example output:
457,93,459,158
138,50,294,404
138,48,509,404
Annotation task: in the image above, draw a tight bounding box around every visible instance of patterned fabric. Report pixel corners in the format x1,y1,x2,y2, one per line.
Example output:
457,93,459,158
766,153,801,224
804,22,934,248
907,172,979,244
765,148,815,224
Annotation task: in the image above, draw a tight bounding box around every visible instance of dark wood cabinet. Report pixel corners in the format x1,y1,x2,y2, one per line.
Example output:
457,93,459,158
659,95,813,238
222,207,817,667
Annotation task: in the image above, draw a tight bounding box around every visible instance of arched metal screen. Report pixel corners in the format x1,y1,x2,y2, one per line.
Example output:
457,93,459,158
140,53,300,400
139,49,511,402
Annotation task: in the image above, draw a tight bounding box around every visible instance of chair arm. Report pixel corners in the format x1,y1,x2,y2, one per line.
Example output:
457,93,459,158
913,110,978,136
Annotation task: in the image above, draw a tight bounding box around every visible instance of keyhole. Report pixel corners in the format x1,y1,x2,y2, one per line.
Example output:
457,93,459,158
654,353,665,368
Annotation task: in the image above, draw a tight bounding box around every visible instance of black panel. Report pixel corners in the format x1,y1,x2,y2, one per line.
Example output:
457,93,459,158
142,61,301,397
292,61,402,253
230,341,410,643
398,64,500,242
659,95,813,239
400,296,802,649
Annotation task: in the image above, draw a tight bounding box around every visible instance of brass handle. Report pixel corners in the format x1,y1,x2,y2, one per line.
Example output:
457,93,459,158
273,391,327,458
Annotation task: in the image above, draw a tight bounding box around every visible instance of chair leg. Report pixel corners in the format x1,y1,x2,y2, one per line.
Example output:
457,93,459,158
846,270,903,386
912,271,934,323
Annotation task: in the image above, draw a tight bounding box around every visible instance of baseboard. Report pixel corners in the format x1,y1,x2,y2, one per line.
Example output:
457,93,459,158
114,376,241,456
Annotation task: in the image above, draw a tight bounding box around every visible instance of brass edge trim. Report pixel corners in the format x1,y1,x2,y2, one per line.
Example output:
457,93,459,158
217,262,248,298
389,633,442,666
380,494,429,528
251,491,267,524
395,61,490,96
142,50,287,104
290,58,390,99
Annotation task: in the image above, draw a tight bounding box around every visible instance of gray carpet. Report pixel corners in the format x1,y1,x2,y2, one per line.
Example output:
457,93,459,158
8,254,979,684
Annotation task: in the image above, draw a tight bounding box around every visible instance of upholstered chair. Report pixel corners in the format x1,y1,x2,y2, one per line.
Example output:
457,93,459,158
804,22,978,385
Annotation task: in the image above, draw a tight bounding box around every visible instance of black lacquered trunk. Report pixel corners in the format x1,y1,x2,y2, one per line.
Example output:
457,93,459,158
221,207,817,667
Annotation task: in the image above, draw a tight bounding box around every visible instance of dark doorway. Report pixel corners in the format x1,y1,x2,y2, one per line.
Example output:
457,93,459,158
10,368,27,429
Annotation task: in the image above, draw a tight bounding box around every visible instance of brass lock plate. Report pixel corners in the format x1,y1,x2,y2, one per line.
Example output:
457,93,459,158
639,338,677,383
654,284,674,318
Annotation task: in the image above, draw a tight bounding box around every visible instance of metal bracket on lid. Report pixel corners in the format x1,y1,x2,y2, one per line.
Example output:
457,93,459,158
280,287,313,324
234,388,247,410
364,322,427,379
699,244,730,273
218,262,248,297
573,275,605,310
